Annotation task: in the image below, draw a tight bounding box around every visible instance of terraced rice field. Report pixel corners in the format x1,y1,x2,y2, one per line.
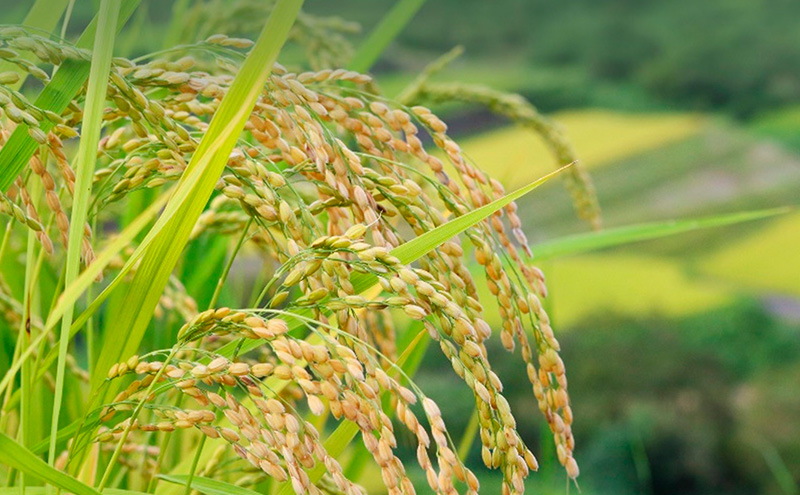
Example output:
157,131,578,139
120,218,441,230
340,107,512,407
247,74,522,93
461,109,706,189
701,212,800,297
461,110,799,328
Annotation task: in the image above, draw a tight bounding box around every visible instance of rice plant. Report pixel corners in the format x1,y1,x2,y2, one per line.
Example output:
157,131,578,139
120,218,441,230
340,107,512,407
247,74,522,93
0,1,782,495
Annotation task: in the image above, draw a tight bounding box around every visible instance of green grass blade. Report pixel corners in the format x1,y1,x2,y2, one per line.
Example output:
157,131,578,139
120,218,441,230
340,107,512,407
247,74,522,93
157,475,261,495
31,414,93,455
748,437,800,495
0,490,143,495
0,1,141,192
46,191,170,334
216,164,571,361
349,0,429,72
0,432,101,495
89,0,304,397
532,206,791,261
19,177,44,489
48,0,121,468
19,0,70,30
390,164,571,265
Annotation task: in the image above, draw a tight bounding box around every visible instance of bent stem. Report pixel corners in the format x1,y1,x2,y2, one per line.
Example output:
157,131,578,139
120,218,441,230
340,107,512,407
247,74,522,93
208,217,253,309
97,346,178,492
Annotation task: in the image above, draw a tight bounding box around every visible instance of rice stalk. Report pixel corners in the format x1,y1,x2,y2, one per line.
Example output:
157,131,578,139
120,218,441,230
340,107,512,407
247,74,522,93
49,0,120,471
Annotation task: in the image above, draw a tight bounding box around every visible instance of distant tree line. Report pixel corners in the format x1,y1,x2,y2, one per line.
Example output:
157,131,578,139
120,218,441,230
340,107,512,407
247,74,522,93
310,0,800,117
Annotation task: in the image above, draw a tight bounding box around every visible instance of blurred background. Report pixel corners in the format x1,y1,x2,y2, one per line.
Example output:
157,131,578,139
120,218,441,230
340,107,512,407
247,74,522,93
3,0,799,493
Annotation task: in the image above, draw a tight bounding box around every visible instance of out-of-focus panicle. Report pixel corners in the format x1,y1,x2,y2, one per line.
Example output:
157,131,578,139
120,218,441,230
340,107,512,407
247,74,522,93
410,82,602,231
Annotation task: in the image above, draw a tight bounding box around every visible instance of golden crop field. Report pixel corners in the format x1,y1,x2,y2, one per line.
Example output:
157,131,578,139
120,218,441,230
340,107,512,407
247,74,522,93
702,212,800,296
460,109,706,188
541,254,732,327
471,252,731,329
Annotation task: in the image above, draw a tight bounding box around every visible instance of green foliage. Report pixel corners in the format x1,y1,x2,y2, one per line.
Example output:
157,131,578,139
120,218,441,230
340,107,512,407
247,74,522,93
530,0,800,116
750,105,800,152
556,302,800,493
0,432,101,495
309,0,800,116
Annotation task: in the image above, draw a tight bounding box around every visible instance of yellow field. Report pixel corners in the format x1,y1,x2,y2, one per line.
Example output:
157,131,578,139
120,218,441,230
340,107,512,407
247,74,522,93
471,253,731,329
452,109,794,330
542,254,731,327
460,109,706,188
701,212,800,296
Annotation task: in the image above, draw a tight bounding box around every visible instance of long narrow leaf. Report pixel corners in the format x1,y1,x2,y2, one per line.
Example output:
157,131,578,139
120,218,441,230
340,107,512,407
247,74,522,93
532,206,790,261
90,0,304,398
0,489,142,495
46,191,171,332
390,165,570,265
0,432,100,495
49,0,121,467
349,0,429,72
158,475,261,495
0,1,141,192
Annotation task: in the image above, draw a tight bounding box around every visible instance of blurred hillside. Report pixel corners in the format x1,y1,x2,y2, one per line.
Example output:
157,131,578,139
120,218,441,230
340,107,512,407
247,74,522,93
7,0,800,116
307,0,800,117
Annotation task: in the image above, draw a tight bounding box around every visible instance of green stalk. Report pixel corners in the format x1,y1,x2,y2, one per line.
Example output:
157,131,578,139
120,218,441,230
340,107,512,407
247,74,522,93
144,421,174,492
182,436,207,495
86,219,97,377
20,178,43,491
0,219,14,266
208,218,253,309
60,0,77,40
48,0,121,469
97,347,178,491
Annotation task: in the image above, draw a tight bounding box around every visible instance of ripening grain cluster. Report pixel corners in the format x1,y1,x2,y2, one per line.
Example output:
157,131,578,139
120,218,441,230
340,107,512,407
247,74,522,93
0,2,594,495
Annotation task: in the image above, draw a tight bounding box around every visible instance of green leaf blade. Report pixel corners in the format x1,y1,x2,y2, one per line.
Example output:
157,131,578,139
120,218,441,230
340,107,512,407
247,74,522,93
532,206,791,261
48,0,121,468
90,0,305,398
215,164,570,360
390,164,571,266
0,432,101,495
158,475,262,495
349,0,429,73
